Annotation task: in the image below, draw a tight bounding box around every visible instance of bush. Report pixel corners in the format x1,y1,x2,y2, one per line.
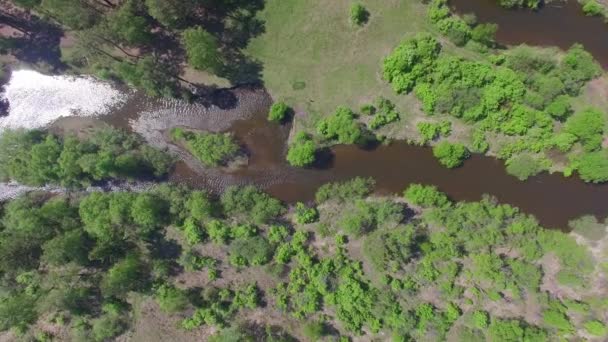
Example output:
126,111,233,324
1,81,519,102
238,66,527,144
102,254,148,298
584,320,607,336
293,202,319,224
221,186,285,224
303,320,326,340
563,108,605,151
350,3,369,26
472,310,489,329
182,26,220,72
229,237,274,266
0,128,171,187
317,106,365,144
505,154,545,180
572,151,608,183
268,102,289,123
287,132,316,167
383,34,441,93
417,121,451,144
568,215,607,241
471,23,497,47
432,141,470,168
171,129,240,167
583,0,604,16
436,17,471,47
542,309,574,332
315,177,375,203
155,284,190,313
546,95,572,120
403,184,449,207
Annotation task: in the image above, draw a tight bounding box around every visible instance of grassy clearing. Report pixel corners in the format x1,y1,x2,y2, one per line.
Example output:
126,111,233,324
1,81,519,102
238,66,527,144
246,0,430,129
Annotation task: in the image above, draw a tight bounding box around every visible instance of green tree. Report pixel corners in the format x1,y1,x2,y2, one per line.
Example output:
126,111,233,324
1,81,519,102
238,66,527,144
563,108,605,151
145,0,190,28
505,154,546,180
107,0,152,45
182,26,221,72
155,284,190,313
350,3,369,26
317,106,365,144
102,254,148,298
287,132,316,167
40,0,99,29
432,141,470,168
404,183,449,207
221,186,285,224
268,101,289,123
131,194,165,234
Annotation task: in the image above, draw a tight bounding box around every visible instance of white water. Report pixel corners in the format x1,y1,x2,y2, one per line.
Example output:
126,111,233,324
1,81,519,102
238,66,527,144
0,70,127,130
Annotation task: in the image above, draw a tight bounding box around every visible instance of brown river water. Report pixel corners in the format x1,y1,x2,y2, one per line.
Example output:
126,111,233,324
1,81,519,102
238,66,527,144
21,0,608,229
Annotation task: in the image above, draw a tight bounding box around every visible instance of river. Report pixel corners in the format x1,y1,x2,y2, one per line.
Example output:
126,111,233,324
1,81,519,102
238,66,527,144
2,0,608,229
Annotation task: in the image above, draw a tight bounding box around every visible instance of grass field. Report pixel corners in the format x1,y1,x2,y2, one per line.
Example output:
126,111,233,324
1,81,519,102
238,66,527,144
246,0,432,132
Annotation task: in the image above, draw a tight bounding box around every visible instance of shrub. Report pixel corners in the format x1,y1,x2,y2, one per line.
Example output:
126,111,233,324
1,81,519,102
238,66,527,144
221,186,285,224
584,320,607,336
293,202,319,224
315,177,375,203
436,17,471,46
182,26,220,72
363,225,415,272
546,95,572,120
472,310,489,329
568,215,607,241
542,309,574,332
102,254,148,298
417,121,451,143
360,104,376,115
404,184,449,207
350,3,369,26
563,108,605,151
155,284,190,313
432,142,470,168
471,23,497,47
571,151,608,183
287,132,316,167
303,320,326,340
505,154,546,180
172,129,240,167
383,35,441,93
317,106,365,144
268,102,289,123
182,218,205,245
229,237,274,266
583,0,604,16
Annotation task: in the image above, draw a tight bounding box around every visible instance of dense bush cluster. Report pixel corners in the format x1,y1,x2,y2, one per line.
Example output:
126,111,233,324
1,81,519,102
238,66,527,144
0,179,605,340
317,106,367,145
383,32,607,181
428,0,498,48
170,127,240,167
286,132,317,167
0,127,172,187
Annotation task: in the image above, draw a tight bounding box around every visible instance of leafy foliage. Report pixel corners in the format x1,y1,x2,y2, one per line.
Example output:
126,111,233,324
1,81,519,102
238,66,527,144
171,128,239,167
0,128,172,187
432,141,470,168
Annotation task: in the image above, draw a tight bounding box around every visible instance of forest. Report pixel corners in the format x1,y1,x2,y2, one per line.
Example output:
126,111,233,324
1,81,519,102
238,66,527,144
1,0,608,341
0,179,605,340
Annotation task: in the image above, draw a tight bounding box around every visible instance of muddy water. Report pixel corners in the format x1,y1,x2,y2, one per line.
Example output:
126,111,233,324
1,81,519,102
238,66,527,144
450,0,608,67
3,69,608,229
101,85,605,230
